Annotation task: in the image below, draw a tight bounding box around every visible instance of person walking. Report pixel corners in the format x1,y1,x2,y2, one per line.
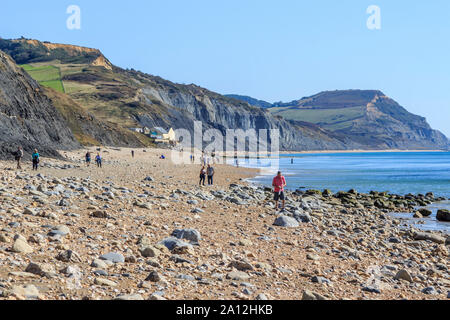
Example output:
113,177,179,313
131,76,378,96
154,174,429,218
207,164,215,185
95,153,102,168
15,146,23,170
131,150,135,158
85,151,91,167
272,171,287,211
32,149,40,171
199,166,206,186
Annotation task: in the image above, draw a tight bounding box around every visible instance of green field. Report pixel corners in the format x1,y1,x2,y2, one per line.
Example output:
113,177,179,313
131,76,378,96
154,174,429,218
21,64,65,93
269,106,366,130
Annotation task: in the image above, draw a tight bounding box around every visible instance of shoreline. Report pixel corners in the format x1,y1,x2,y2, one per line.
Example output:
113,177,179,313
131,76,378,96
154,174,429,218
280,149,447,155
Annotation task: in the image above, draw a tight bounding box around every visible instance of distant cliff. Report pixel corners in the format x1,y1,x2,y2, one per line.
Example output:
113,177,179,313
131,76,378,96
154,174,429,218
234,90,450,150
1,38,448,152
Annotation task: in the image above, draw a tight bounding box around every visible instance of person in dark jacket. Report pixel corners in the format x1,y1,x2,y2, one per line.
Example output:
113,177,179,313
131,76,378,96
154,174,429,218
199,166,206,186
85,151,91,167
207,164,215,185
32,149,40,171
95,153,102,168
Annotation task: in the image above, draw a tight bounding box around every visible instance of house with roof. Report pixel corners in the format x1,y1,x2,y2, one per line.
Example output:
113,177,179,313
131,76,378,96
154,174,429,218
151,127,176,144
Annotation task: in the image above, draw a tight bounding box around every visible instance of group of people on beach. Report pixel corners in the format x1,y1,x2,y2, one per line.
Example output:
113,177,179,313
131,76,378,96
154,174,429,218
199,164,215,186
190,151,217,166
12,145,287,211
85,151,102,168
13,147,40,171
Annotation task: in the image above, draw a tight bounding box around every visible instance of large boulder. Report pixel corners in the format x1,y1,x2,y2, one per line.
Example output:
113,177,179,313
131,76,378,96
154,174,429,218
413,232,445,244
171,229,201,245
158,237,193,254
436,209,450,222
273,216,299,228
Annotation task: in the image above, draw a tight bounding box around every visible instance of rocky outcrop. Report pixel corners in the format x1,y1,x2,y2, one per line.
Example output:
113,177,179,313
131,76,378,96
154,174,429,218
0,51,79,158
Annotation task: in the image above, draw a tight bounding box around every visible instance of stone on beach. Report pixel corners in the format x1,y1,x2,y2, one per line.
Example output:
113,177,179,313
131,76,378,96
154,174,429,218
273,216,299,228
12,238,33,254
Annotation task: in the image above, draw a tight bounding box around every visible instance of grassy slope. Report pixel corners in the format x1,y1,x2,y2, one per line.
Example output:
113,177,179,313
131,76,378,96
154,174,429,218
21,64,65,93
43,87,154,147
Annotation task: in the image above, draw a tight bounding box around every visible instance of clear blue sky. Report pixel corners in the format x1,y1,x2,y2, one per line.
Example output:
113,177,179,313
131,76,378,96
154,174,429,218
1,0,449,136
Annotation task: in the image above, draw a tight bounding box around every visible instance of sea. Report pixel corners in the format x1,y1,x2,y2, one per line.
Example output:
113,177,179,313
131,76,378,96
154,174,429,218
231,151,450,233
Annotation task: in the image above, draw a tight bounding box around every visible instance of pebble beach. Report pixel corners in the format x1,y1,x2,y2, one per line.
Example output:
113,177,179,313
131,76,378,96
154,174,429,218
0,147,448,300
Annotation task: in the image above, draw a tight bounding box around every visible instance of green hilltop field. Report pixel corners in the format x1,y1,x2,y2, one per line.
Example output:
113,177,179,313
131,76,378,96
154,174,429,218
21,64,65,93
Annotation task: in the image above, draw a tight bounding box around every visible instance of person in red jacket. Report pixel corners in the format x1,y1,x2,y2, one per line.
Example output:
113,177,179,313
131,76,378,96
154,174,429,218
272,171,287,211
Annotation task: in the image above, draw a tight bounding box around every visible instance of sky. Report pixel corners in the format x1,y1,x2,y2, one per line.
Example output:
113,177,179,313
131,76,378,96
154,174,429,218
1,0,450,136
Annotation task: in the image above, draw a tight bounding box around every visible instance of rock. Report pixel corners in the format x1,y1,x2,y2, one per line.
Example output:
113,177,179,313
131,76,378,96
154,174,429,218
61,265,82,279
93,270,108,277
0,234,10,243
100,252,125,263
114,294,144,300
9,284,40,299
25,262,56,278
238,239,253,246
255,293,268,300
413,232,445,244
311,276,331,285
176,274,195,281
295,213,312,223
51,225,70,236
91,259,108,269
362,286,381,294
158,237,193,253
12,238,33,254
148,293,167,300
413,212,423,219
91,210,109,218
139,246,161,258
56,250,82,263
23,208,37,216
229,260,254,272
302,290,327,300
306,253,320,261
146,271,163,282
394,270,413,283
94,278,117,287
226,271,250,281
125,255,137,263
422,286,437,295
436,209,450,222
171,228,201,245
273,216,299,228
418,208,432,217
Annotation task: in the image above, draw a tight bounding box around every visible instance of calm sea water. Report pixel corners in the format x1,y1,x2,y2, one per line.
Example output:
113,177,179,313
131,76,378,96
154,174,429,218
233,152,450,233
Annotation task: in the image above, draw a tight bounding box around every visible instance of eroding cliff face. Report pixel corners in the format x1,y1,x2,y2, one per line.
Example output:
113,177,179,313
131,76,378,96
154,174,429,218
0,51,79,158
136,81,355,151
